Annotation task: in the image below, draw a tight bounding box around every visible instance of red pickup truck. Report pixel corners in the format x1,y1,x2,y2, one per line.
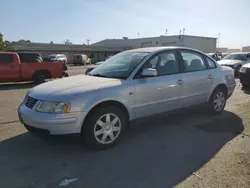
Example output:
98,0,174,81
0,52,67,84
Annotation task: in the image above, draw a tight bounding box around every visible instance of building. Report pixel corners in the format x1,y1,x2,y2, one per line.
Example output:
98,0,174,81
92,35,217,53
226,48,241,53
242,46,250,52
7,42,128,63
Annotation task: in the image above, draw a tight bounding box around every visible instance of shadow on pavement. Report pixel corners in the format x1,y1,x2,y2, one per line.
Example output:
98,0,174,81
0,109,244,188
0,82,35,91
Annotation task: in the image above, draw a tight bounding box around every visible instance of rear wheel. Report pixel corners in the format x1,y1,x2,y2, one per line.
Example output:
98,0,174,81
34,73,46,84
82,106,127,149
209,87,227,114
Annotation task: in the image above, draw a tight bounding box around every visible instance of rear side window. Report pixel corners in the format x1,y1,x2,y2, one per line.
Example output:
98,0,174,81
0,54,13,64
206,57,216,69
18,53,42,63
180,51,207,72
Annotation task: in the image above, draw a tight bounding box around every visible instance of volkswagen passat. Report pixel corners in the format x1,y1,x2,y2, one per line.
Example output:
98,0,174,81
18,47,236,149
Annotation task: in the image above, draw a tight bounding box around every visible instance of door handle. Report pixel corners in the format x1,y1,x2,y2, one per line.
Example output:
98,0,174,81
208,75,213,80
177,79,184,85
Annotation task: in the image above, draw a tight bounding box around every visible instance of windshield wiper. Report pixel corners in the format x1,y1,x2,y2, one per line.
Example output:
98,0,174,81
89,74,109,78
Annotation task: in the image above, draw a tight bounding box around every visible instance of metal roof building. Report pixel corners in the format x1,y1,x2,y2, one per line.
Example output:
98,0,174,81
92,35,217,53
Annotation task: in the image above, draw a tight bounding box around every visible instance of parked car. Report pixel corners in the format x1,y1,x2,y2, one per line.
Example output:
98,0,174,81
207,53,221,61
85,61,104,74
222,53,229,58
43,56,68,71
47,54,67,62
218,52,250,75
18,47,236,149
0,52,67,84
239,63,250,87
73,54,91,65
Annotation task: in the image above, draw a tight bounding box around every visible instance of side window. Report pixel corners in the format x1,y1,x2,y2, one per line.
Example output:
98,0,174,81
141,51,180,76
206,57,216,69
0,54,13,64
246,54,250,59
180,51,207,72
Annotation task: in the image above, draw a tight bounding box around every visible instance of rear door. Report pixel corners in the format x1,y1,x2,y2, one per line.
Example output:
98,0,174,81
177,50,214,107
0,54,20,82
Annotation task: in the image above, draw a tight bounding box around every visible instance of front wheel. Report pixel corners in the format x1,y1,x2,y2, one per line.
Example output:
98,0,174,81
209,87,227,114
82,106,127,149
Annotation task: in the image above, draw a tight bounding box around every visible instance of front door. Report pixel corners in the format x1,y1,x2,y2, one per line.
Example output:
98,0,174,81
0,54,20,82
133,50,183,118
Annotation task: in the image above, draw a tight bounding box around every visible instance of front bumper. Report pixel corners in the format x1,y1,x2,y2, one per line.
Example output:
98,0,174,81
18,104,87,135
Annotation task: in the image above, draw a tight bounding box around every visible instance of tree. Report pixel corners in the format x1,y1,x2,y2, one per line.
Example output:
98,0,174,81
18,39,31,43
0,33,8,51
63,39,72,45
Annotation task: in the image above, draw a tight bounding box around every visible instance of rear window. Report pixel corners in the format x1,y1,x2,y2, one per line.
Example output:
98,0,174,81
0,54,13,64
74,55,82,61
18,53,42,63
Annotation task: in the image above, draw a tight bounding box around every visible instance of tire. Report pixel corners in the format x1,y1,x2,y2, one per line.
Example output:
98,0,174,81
82,105,127,149
209,87,227,114
34,73,46,84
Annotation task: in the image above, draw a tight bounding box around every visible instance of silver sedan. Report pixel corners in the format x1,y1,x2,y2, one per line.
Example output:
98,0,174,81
18,47,236,149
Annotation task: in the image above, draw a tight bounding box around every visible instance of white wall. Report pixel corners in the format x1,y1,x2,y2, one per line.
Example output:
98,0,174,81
93,35,216,53
242,46,250,52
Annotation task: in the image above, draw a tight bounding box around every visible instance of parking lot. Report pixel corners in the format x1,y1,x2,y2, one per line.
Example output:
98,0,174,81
0,65,250,188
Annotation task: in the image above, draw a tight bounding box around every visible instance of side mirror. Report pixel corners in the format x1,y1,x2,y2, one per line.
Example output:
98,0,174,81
141,68,157,77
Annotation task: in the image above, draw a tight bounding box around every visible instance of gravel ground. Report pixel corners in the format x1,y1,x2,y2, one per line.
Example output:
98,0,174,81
0,67,249,188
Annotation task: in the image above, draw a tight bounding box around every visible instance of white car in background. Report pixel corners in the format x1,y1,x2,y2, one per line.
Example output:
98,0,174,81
48,54,67,62
218,52,250,75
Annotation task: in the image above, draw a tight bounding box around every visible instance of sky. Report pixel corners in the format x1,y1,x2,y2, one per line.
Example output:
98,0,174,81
1,0,250,48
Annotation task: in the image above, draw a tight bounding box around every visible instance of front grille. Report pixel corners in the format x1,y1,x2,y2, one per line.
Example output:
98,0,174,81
25,96,38,109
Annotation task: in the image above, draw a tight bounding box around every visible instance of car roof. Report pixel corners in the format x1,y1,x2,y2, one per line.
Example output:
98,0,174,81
123,46,204,54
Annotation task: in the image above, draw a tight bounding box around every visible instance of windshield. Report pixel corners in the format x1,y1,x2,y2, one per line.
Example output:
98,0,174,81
89,52,148,79
48,55,56,59
223,54,246,61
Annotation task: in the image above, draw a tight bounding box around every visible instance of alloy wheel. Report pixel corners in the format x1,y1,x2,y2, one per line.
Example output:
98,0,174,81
213,91,225,112
94,113,121,144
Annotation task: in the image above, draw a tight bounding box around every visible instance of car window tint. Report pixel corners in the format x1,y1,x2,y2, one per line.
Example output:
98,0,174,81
142,51,180,76
180,51,207,72
0,54,13,64
206,57,216,69
18,53,42,63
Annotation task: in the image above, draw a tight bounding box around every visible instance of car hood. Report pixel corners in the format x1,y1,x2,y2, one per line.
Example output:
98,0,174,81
29,75,122,100
218,59,242,65
242,63,250,68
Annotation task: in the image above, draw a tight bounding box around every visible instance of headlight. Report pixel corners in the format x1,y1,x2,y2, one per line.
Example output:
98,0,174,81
240,67,247,73
36,101,70,113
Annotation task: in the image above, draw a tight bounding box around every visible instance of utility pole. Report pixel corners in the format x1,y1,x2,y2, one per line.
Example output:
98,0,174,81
217,33,220,47
165,29,168,36
86,39,90,45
